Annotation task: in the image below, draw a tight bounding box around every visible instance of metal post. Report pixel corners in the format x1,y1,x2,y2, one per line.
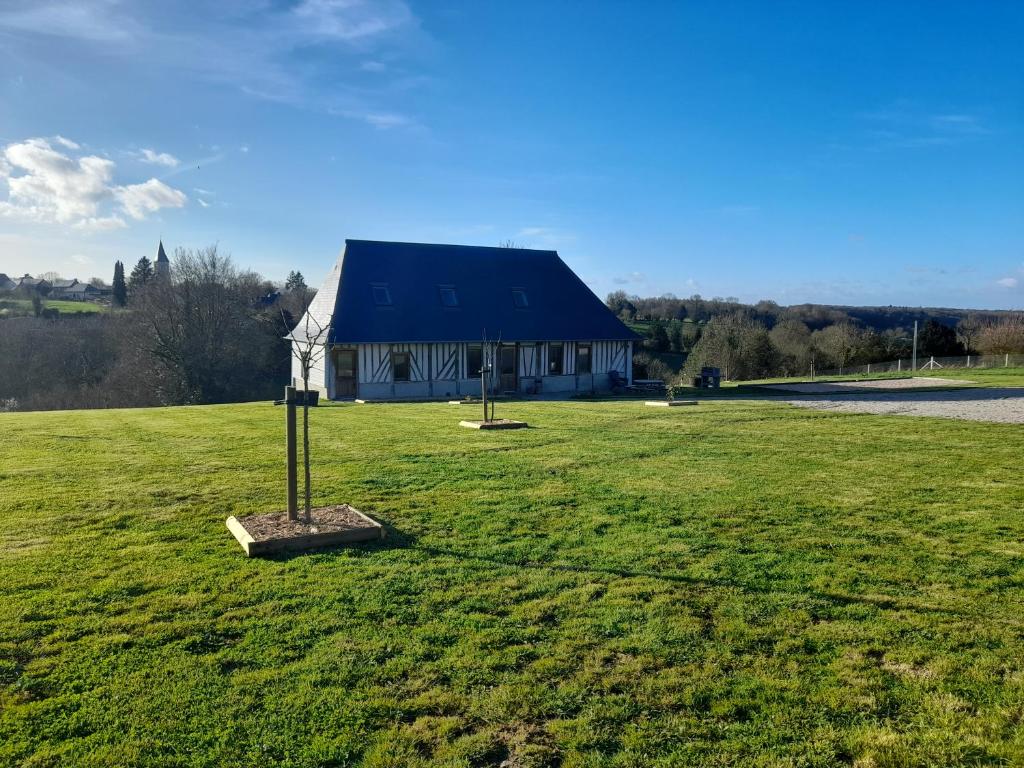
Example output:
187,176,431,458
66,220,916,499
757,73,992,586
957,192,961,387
1006,353,1010,368
480,359,487,423
967,355,971,368
285,385,298,521
912,320,918,371
898,359,901,372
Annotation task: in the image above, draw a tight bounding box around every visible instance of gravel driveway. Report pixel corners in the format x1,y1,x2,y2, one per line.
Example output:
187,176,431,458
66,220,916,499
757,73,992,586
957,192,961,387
761,376,974,394
782,387,1024,424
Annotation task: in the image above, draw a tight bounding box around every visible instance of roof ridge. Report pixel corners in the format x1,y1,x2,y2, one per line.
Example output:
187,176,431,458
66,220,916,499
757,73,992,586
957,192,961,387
344,238,558,254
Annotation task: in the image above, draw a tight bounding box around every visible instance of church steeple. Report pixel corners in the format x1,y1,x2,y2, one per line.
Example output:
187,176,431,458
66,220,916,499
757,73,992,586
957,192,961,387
155,240,170,278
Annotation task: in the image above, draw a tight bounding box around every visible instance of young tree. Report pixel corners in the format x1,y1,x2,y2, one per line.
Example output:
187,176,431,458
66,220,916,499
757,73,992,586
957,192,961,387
112,261,127,307
285,270,307,292
284,305,331,522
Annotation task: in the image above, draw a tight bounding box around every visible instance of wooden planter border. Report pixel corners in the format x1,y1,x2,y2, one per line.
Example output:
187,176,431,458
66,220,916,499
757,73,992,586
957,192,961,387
226,507,384,557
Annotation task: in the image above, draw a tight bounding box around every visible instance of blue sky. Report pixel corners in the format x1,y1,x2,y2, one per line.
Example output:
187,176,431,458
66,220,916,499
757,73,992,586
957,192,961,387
1,1,1021,308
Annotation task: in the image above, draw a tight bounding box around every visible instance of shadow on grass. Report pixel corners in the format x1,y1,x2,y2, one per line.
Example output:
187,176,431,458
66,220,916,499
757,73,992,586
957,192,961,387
267,522,970,620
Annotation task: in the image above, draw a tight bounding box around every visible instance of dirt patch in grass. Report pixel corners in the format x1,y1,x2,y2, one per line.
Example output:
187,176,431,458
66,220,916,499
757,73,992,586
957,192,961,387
237,504,374,541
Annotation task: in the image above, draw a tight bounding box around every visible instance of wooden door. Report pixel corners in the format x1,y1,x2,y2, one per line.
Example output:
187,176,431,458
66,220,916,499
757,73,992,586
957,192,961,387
333,348,357,398
499,345,517,392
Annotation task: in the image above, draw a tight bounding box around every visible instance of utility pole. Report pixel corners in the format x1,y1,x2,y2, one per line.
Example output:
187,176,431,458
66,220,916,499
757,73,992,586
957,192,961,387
912,320,918,371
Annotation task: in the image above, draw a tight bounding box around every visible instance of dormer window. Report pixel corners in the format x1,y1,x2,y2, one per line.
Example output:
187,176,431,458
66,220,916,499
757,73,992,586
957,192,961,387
438,285,458,307
511,288,529,309
372,284,392,306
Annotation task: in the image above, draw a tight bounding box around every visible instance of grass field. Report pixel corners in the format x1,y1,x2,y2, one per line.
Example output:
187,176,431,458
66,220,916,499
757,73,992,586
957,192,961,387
0,298,106,316
2,398,1024,766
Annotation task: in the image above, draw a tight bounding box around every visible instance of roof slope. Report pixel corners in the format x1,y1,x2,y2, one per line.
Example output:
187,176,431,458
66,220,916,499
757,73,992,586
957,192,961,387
302,240,640,344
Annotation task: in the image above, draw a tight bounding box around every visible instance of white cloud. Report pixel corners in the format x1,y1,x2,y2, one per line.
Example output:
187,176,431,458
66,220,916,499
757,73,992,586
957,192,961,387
70,252,94,265
1,137,115,223
291,0,412,42
331,108,411,129
197,198,210,208
515,227,577,248
138,148,179,167
997,277,1019,289
0,1,139,43
0,136,186,229
612,271,646,285
239,145,250,153
54,135,80,150
0,1,425,129
74,216,127,232
114,178,187,219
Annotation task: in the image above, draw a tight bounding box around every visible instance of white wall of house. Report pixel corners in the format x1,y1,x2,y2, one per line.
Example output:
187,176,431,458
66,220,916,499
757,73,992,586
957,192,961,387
290,342,329,394
310,340,632,400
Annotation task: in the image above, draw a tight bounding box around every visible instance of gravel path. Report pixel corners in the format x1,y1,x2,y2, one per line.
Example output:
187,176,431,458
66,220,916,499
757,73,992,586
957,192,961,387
782,387,1024,424
761,377,974,394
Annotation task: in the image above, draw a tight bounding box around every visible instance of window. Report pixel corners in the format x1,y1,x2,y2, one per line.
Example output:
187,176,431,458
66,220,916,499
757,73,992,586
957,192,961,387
548,342,563,375
576,343,592,375
372,284,392,306
438,286,458,307
466,344,483,376
511,288,529,309
392,351,411,382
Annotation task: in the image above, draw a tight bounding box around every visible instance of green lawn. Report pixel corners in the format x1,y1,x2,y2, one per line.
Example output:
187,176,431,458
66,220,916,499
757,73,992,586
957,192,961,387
0,298,106,316
2,399,1024,767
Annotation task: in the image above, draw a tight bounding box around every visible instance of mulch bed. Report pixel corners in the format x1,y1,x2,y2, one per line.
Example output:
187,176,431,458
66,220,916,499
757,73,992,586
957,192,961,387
236,504,375,542
459,419,528,430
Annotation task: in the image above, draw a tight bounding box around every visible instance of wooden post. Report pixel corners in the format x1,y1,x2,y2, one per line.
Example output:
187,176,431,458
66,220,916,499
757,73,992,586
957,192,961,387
285,385,298,521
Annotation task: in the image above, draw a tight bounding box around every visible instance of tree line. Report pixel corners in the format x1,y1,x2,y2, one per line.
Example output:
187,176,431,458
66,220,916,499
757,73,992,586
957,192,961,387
0,247,312,412
609,291,1024,381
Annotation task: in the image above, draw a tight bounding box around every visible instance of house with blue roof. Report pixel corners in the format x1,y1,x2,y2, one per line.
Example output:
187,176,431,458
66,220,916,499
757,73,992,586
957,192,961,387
291,240,640,400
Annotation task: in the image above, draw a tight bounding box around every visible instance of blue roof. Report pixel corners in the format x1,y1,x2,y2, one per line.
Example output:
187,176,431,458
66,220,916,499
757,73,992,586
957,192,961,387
309,240,640,344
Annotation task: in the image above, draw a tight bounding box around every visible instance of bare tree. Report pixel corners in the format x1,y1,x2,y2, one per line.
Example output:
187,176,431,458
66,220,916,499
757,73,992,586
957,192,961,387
957,314,985,354
284,307,331,522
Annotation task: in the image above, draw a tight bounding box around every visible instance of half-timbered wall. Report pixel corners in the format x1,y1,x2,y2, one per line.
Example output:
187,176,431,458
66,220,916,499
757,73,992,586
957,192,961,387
592,341,629,376
518,343,542,378
561,341,577,375
432,343,460,380
390,343,430,381
358,344,391,384
350,340,632,390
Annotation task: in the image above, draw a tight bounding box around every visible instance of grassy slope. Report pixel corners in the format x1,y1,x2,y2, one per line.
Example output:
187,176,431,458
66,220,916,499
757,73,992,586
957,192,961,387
2,400,1024,767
